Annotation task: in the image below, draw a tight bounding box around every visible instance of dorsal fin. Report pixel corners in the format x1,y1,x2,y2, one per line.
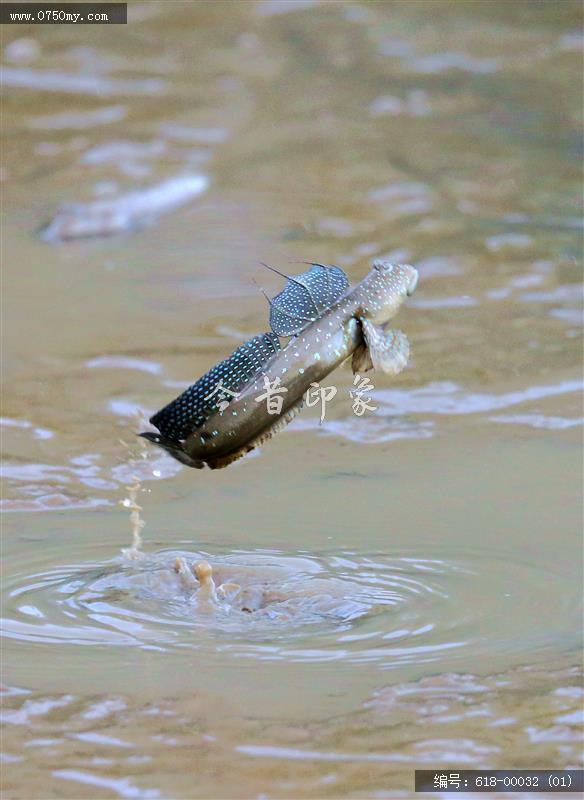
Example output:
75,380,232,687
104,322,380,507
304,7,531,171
265,262,349,337
149,332,281,442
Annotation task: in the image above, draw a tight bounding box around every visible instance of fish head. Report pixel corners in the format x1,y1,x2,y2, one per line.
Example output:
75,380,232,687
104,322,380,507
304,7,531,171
357,261,418,325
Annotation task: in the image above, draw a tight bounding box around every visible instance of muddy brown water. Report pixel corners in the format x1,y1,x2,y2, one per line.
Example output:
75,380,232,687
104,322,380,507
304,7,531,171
1,2,583,798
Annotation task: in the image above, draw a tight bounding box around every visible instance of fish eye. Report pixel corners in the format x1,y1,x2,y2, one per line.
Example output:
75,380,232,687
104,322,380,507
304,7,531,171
373,261,395,273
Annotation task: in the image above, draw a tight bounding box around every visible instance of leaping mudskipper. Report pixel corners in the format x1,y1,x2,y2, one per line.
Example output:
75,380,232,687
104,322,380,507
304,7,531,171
141,260,418,469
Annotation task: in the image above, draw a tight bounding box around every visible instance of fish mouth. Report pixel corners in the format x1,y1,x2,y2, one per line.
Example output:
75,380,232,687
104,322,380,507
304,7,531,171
406,268,419,296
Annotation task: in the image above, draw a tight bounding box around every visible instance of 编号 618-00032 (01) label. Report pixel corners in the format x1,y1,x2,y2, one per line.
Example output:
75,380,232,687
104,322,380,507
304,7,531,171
415,770,583,793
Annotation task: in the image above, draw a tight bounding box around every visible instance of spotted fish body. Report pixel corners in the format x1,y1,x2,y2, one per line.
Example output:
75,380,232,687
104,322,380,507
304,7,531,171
141,261,418,469
143,263,347,459
149,333,281,441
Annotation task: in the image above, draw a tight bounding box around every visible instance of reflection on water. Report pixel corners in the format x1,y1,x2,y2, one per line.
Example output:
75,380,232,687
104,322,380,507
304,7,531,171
42,174,209,241
1,0,582,797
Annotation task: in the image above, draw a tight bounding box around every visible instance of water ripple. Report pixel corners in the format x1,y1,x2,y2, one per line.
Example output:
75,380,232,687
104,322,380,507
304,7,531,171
2,547,579,671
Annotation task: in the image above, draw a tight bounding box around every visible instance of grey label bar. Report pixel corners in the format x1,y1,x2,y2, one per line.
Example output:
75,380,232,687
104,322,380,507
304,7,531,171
0,4,127,24
415,770,584,793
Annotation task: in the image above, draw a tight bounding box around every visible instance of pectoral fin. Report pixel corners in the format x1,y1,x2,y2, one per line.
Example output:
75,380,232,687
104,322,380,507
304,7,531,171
360,319,410,376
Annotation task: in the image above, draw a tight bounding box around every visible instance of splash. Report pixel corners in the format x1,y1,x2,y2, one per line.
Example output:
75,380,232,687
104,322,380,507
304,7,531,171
118,413,151,559
119,478,145,560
